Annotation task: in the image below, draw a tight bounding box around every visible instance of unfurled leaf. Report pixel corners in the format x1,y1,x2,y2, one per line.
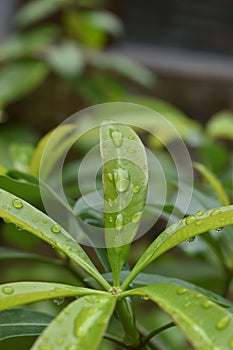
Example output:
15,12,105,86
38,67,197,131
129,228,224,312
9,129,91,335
124,283,233,350
100,122,148,285
121,205,233,289
0,308,53,340
0,282,105,311
0,62,48,105
0,189,110,290
47,41,84,79
16,0,61,27
31,295,116,350
206,110,233,140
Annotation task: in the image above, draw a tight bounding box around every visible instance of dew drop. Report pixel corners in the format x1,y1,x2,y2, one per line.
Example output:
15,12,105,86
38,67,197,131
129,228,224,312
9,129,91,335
107,173,113,182
43,219,48,224
66,345,76,350
185,216,196,225
215,227,223,232
196,211,203,216
85,296,95,303
39,345,53,350
229,337,233,348
177,287,187,295
108,199,113,208
109,216,113,223
127,147,136,153
216,315,230,330
202,299,212,309
132,211,142,223
113,168,130,193
184,302,191,307
55,315,63,322
3,205,7,210
57,338,64,345
42,334,49,341
53,297,65,306
187,236,196,243
115,213,123,231
110,129,123,148
210,208,222,217
51,225,61,234
195,220,203,226
195,293,202,299
133,186,140,194
12,199,23,209
143,295,149,300
128,134,135,140
3,218,11,224
64,308,71,315
2,286,14,294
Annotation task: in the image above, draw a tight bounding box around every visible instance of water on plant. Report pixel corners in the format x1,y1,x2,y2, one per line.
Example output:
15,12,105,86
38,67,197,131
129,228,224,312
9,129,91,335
109,129,123,148
210,208,222,216
51,225,61,233
53,297,65,306
115,213,123,231
2,286,14,294
132,211,142,223
216,315,230,330
12,199,23,209
113,167,130,193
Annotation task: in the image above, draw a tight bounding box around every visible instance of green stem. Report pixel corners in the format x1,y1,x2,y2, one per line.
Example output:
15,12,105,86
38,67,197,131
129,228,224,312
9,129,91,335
140,322,175,348
104,333,128,348
116,299,140,347
223,271,233,298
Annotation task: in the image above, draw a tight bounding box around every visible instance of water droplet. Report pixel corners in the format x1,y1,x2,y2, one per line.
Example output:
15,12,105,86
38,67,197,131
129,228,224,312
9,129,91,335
85,296,95,303
107,173,113,182
195,293,202,299
202,299,212,309
184,302,191,307
185,215,196,225
12,199,23,209
42,334,49,341
132,211,142,223
55,315,63,322
3,205,7,210
66,345,76,350
216,315,230,330
109,216,113,223
43,219,48,224
133,186,140,194
3,218,11,224
110,129,123,148
229,337,233,348
196,211,203,216
39,345,53,350
187,236,196,243
53,297,65,306
108,199,113,208
51,225,61,234
127,147,136,153
64,308,71,315
115,213,123,231
177,287,187,295
128,134,135,140
215,227,223,232
2,286,14,294
113,168,130,193
195,220,203,226
210,208,222,216
57,338,64,345
143,295,149,300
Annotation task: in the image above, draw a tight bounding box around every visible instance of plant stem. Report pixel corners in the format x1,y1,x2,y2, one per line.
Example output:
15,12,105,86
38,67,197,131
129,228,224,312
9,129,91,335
104,333,128,348
136,323,170,350
140,322,175,348
223,271,233,298
116,299,140,347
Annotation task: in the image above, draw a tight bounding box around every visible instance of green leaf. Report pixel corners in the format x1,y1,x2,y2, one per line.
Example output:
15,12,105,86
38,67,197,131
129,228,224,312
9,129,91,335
31,295,116,350
47,41,84,79
16,0,61,27
0,26,59,61
0,247,58,265
206,110,233,140
124,283,233,350
100,122,148,286
194,162,230,206
121,205,233,290
0,308,53,340
0,189,110,290
0,62,48,105
92,54,155,87
0,282,106,311
65,11,123,48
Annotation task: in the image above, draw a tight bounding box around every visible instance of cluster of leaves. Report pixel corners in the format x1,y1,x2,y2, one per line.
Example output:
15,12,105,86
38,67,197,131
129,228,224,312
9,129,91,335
0,0,154,113
0,100,233,350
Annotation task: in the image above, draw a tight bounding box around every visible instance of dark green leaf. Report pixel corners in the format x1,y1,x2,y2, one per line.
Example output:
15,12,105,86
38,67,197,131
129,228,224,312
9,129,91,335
0,308,53,340
31,295,116,350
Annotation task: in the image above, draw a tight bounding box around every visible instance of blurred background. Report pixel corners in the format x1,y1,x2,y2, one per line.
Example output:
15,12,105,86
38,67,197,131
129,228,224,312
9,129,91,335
0,1,233,350
0,0,233,131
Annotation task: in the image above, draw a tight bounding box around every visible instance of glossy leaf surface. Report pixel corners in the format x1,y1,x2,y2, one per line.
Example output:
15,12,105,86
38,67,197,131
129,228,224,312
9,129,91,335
0,189,110,289
121,205,233,289
32,295,116,350
100,122,148,285
124,283,233,350
0,282,105,311
0,308,53,340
